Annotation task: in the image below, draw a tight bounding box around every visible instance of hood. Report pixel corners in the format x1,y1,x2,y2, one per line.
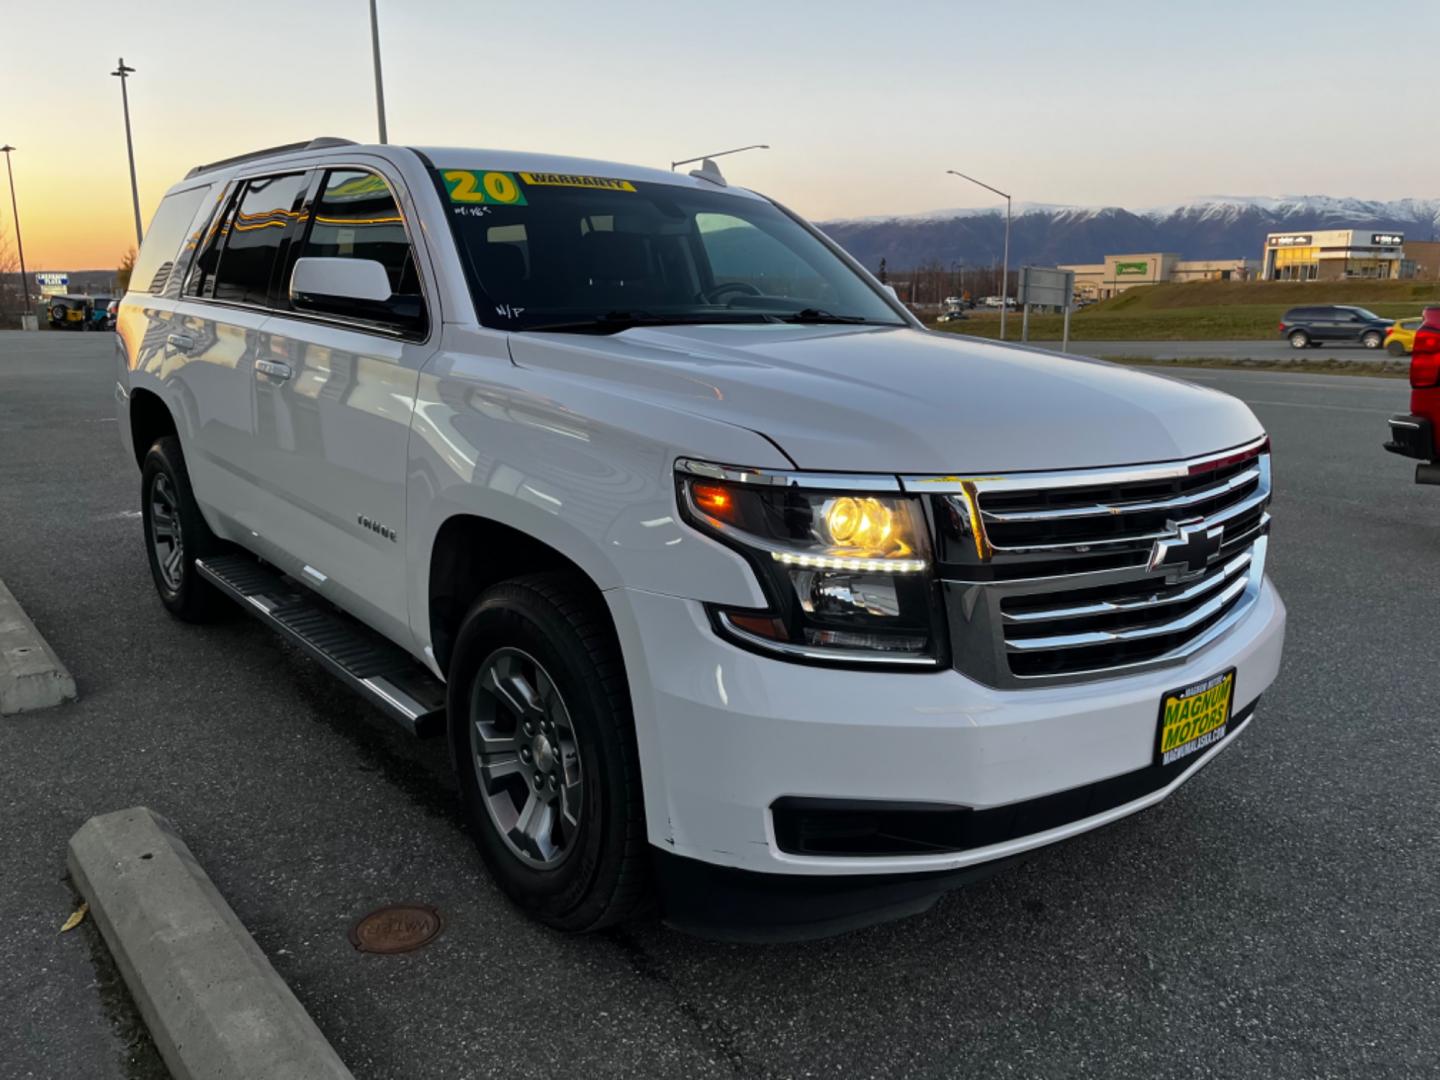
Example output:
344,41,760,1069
507,325,1264,474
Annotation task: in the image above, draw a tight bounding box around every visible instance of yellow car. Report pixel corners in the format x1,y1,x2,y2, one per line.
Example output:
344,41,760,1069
1386,317,1423,356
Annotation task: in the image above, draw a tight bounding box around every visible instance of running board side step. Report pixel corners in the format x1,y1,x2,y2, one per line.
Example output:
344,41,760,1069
195,554,447,737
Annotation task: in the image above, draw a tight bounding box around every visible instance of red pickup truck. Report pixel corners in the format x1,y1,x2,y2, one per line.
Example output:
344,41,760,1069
1386,306,1440,483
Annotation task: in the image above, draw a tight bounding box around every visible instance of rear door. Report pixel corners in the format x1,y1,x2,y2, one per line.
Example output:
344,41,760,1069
170,172,310,541
1305,307,1338,341
248,164,440,647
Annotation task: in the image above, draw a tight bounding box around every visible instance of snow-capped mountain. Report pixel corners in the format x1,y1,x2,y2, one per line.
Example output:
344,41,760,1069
819,196,1440,271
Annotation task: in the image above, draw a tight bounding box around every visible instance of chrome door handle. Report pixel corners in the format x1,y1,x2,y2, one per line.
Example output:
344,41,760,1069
166,333,194,352
255,359,293,381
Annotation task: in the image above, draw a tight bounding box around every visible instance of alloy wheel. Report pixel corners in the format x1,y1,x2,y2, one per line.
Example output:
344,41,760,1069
149,473,185,592
469,647,584,869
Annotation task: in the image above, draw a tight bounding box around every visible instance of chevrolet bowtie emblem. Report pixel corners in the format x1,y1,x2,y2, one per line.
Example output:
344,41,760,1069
1148,519,1224,578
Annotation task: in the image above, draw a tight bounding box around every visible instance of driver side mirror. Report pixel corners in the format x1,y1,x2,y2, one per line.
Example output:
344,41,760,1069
289,257,423,334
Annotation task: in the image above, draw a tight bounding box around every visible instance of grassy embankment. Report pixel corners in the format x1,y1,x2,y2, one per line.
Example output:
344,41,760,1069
930,279,1440,341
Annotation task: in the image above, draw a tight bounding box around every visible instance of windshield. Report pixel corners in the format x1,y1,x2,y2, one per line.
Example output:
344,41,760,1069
432,168,905,332
1347,307,1382,321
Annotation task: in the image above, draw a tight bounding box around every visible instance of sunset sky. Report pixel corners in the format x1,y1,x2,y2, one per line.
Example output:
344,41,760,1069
3,0,1438,270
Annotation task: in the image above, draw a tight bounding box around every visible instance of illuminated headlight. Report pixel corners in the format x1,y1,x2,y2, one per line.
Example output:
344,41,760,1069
677,462,945,667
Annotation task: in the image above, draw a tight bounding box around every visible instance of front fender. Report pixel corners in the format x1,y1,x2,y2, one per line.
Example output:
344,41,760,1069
404,329,789,665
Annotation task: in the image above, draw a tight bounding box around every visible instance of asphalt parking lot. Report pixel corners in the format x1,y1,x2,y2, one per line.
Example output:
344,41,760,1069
2,330,1437,1079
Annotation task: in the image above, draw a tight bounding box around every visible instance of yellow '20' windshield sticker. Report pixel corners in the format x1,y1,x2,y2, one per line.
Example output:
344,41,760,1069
518,172,637,193
442,170,527,205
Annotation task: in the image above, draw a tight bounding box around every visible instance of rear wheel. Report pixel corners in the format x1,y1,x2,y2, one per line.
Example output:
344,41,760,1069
1388,340,1407,357
140,436,231,622
447,573,651,931
1362,330,1384,350
1288,330,1310,349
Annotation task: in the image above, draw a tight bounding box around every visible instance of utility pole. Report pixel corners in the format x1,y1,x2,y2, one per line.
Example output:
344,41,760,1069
111,59,143,247
0,146,31,320
946,169,1012,340
370,0,389,143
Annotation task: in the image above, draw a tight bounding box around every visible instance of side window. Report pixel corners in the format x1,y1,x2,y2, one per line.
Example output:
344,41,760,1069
211,173,309,306
296,169,423,314
185,184,241,299
129,185,211,296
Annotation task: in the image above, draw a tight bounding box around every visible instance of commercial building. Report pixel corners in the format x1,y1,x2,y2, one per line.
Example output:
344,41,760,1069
1060,253,1252,300
1400,240,1440,280
1260,229,1406,281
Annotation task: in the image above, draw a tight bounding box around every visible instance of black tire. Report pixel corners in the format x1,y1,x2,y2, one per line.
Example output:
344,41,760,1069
1388,340,1407,357
1288,330,1310,349
1362,330,1384,350
446,573,651,932
140,436,231,622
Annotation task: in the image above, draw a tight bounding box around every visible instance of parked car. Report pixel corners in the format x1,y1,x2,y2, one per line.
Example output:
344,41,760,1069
1385,306,1440,481
116,138,1285,939
85,296,114,331
1385,316,1422,356
46,295,89,330
936,310,968,323
1278,305,1391,349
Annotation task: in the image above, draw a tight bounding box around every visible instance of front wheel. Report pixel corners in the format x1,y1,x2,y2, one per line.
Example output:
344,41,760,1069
1362,330,1384,350
140,436,231,622
1288,330,1310,349
447,574,651,932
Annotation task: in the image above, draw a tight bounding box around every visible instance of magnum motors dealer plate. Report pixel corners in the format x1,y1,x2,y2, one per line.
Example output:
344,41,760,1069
1155,669,1235,766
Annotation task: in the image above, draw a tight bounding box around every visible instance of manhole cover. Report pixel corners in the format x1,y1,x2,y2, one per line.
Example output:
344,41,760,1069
349,903,443,955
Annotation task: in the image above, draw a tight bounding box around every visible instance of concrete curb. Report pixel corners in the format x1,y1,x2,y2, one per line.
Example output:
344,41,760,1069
68,807,354,1080
0,578,76,715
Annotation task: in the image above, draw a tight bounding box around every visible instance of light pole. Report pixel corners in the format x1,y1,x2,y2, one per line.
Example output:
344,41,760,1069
671,144,769,171
0,146,31,321
946,169,1011,340
111,59,143,247
369,0,388,143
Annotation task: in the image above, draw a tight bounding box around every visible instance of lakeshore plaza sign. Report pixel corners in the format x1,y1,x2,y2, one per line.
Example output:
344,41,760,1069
1114,261,1150,276
36,272,68,297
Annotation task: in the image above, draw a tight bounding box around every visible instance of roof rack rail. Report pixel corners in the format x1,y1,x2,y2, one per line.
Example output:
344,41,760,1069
185,136,359,179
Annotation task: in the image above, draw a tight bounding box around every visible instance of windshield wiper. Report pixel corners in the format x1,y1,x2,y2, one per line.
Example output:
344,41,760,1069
524,310,773,334
776,308,875,325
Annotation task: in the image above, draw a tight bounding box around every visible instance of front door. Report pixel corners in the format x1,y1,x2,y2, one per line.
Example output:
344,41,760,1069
249,166,439,648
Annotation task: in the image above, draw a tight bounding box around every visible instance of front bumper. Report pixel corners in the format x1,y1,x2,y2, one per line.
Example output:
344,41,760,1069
609,578,1285,883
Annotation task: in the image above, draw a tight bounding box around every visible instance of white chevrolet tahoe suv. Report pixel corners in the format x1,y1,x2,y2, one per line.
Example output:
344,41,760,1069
116,138,1285,939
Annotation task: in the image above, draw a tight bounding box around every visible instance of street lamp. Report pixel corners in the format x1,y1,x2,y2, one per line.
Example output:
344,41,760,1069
0,145,32,321
671,144,769,171
111,58,143,247
946,169,1012,340
369,0,388,143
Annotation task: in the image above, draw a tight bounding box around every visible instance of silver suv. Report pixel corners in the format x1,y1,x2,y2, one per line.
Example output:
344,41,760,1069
116,137,1286,938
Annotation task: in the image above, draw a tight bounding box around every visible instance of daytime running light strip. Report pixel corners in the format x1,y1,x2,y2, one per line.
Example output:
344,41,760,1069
772,551,929,574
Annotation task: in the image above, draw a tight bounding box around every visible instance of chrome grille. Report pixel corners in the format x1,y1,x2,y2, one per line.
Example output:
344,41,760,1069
905,437,1271,687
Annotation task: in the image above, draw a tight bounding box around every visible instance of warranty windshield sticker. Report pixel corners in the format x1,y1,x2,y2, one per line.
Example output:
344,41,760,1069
441,170,528,206
518,172,637,193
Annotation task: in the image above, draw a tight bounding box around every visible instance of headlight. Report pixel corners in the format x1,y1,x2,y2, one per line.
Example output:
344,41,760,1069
677,460,946,667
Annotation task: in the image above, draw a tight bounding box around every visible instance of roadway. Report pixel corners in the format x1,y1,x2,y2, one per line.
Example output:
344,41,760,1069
1,332,1436,1079
1066,339,1399,363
